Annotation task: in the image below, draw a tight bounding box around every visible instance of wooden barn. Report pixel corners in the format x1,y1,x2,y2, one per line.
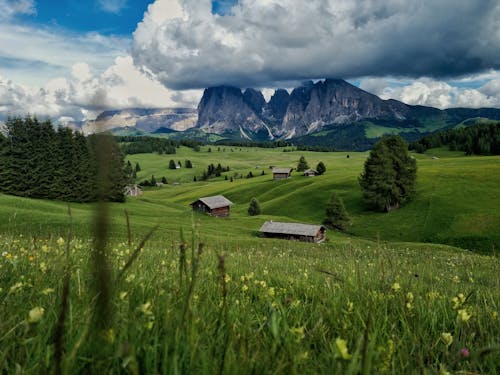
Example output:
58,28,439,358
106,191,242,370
259,221,326,243
303,168,317,177
272,168,293,180
190,195,233,217
124,184,142,197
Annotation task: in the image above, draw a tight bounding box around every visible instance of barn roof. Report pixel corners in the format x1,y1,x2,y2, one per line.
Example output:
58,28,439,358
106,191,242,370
272,168,293,174
303,169,317,174
259,221,325,237
192,195,233,209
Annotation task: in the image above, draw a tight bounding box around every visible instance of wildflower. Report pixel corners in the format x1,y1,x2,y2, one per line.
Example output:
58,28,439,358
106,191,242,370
27,307,45,323
241,284,248,292
224,274,231,284
41,288,55,295
451,293,466,309
119,292,128,300
457,309,472,322
441,332,453,347
41,245,49,252
140,301,153,315
492,311,498,320
391,282,401,292
268,287,275,297
460,348,470,358
289,326,305,342
378,339,394,373
9,282,24,293
406,292,414,310
345,301,354,313
39,262,47,273
29,255,34,262
56,237,65,246
335,338,352,360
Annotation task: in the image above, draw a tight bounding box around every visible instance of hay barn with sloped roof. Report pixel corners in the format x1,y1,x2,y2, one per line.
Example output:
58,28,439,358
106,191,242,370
191,195,233,217
272,168,293,180
259,221,326,243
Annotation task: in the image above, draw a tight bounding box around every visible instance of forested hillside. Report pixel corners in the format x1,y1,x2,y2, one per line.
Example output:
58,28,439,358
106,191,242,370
0,117,126,202
410,123,500,155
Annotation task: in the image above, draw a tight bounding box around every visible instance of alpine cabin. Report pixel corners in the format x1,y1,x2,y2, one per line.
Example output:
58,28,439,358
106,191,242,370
259,221,326,243
191,195,233,217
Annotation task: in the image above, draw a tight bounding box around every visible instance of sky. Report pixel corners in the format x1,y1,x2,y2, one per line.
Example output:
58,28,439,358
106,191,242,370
1,0,500,123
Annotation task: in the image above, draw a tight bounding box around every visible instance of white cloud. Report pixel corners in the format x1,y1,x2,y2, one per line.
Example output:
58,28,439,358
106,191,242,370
132,0,500,90
0,0,35,20
0,56,202,122
359,76,500,109
0,23,130,86
97,0,127,14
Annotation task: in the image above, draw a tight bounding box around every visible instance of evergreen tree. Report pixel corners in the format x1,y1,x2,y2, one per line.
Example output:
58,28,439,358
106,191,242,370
151,175,157,186
161,176,167,184
169,159,176,169
185,160,193,168
324,192,350,231
247,197,261,216
316,161,326,175
135,162,141,172
297,155,309,172
359,135,417,212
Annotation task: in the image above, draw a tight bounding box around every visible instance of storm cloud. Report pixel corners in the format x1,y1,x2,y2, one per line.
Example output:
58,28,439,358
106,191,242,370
132,0,500,90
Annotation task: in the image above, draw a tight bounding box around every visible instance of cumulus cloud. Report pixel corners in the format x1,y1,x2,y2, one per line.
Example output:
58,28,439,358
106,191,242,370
359,76,500,109
0,56,202,122
132,0,500,90
0,0,36,20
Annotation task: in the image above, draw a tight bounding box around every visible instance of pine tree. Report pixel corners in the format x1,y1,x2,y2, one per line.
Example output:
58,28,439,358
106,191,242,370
248,197,261,216
324,192,350,231
161,176,167,184
359,135,417,212
297,155,309,172
135,162,141,172
169,159,176,169
316,161,326,175
185,160,193,168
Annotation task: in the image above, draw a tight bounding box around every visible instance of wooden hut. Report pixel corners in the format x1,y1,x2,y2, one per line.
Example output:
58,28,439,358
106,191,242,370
124,184,143,197
303,168,317,177
272,168,293,180
190,195,233,217
259,221,326,243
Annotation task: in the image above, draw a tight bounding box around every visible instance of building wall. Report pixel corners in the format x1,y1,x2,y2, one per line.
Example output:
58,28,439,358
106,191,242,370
211,206,230,217
273,173,290,180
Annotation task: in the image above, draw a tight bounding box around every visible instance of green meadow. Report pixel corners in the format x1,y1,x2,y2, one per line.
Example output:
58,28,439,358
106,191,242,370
1,146,499,373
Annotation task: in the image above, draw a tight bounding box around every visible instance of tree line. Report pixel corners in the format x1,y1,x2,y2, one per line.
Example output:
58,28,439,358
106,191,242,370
116,136,203,155
409,123,500,155
0,117,126,202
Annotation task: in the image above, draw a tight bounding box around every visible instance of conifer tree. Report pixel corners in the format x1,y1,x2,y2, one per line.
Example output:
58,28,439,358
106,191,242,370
297,155,309,172
169,159,176,169
324,192,350,231
248,197,261,216
316,161,326,175
359,135,417,212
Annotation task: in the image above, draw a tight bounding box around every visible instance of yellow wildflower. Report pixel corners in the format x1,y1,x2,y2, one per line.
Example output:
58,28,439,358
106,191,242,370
140,301,153,315
335,338,352,360
451,293,466,309
391,282,401,292
457,309,472,322
41,288,55,295
441,332,453,347
268,287,275,297
289,326,305,342
56,237,65,246
119,291,128,300
241,284,249,292
28,307,45,323
224,274,231,284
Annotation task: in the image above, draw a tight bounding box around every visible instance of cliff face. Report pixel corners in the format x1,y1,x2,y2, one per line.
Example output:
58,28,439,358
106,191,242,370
196,79,414,139
196,86,271,139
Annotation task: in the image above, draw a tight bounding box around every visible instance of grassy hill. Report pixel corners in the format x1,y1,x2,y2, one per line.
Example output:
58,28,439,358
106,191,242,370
1,146,498,253
1,147,499,373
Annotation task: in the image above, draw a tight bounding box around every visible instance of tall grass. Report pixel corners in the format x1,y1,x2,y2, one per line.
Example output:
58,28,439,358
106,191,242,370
0,231,498,373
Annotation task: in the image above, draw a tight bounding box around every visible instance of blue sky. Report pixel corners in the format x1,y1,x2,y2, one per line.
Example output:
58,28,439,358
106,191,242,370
0,0,499,122
19,1,154,35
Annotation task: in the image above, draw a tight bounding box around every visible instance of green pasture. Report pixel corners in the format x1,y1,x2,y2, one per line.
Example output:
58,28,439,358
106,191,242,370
2,146,497,253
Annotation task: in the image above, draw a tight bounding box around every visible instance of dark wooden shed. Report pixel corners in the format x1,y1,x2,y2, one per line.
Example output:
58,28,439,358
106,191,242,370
259,221,326,243
272,168,293,180
190,195,233,217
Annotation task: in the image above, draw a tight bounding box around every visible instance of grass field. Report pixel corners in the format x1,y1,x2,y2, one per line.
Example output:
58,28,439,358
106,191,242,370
1,146,499,373
1,146,498,253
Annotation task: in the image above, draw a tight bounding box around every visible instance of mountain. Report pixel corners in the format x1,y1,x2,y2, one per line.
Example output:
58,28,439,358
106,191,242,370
194,79,500,149
73,108,197,135
70,79,500,150
196,86,274,140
